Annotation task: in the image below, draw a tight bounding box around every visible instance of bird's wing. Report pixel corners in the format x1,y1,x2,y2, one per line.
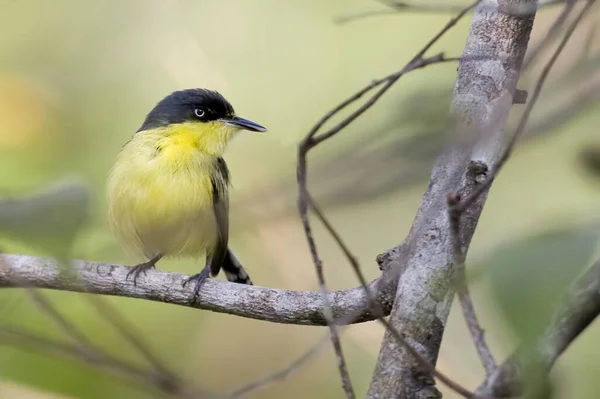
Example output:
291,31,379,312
209,157,230,277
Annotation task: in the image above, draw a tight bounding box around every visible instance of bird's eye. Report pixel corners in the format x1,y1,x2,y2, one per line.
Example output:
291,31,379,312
194,108,206,118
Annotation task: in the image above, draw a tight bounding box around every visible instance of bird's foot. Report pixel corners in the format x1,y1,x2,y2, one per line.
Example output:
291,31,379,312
127,256,160,286
182,266,211,304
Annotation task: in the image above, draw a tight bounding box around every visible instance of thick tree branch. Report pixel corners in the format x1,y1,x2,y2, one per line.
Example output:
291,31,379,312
456,0,593,214
0,254,391,326
368,1,536,397
296,2,478,394
446,0,595,385
311,197,476,398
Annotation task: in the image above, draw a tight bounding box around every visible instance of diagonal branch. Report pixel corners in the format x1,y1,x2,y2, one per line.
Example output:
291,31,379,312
521,0,576,69
297,189,355,398
12,280,196,397
448,193,497,375
228,332,331,399
86,296,180,383
0,254,391,326
444,0,594,378
26,289,98,354
336,0,568,24
310,197,476,398
455,0,597,214
296,2,479,396
0,324,213,399
368,1,537,397
476,259,600,397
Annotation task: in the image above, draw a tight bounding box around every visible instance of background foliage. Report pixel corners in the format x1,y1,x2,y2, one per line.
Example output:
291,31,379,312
0,1,599,398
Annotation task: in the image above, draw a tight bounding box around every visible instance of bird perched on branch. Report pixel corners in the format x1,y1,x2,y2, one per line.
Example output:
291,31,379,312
107,88,266,300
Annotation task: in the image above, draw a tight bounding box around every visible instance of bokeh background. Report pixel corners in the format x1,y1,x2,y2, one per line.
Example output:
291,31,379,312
0,0,600,398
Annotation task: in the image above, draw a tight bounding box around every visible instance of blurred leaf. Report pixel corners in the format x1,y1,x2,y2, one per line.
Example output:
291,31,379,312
239,81,600,225
579,145,600,178
0,178,90,259
483,224,599,345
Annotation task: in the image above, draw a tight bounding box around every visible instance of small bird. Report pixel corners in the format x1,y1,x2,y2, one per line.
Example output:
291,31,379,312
107,89,266,300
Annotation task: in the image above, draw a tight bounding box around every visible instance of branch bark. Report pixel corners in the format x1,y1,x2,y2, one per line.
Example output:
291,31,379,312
0,254,391,326
367,1,536,397
476,259,600,397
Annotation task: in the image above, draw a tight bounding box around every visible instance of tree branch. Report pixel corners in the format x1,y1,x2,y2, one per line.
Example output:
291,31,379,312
455,0,594,214
368,1,536,397
0,324,210,399
336,0,566,24
445,0,595,385
86,295,179,382
310,197,476,398
448,193,497,375
0,254,390,326
296,1,482,396
229,332,331,398
476,259,600,397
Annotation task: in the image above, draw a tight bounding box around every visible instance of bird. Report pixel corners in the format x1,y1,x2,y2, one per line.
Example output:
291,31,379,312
107,88,266,300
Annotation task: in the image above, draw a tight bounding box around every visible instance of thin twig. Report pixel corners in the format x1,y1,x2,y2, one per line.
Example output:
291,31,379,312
336,0,565,24
296,2,480,397
522,0,577,69
228,332,331,398
310,196,477,398
447,0,596,380
299,52,460,149
377,316,477,398
26,289,98,357
296,169,355,399
447,194,497,375
8,258,182,388
311,55,459,146
309,0,479,145
456,0,596,214
476,259,600,396
580,21,597,61
0,255,199,398
226,290,401,398
86,296,181,384
0,324,208,398
25,289,199,397
308,196,373,304
0,324,143,384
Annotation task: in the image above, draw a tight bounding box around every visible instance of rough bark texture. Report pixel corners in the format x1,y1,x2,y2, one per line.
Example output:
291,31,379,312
367,1,536,398
0,254,392,326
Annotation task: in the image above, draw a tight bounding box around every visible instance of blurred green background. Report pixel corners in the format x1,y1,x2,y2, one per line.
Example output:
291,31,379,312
0,0,599,398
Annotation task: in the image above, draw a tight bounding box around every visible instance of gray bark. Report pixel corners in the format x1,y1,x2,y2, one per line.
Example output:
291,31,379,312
367,1,536,397
0,254,391,326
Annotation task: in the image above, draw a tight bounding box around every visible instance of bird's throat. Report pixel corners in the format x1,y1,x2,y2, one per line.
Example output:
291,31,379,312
157,122,237,162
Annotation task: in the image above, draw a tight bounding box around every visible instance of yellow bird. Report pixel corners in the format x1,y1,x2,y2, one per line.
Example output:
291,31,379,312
107,89,266,299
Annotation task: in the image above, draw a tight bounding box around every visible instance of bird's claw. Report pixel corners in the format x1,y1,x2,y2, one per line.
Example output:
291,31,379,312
182,267,211,304
126,262,156,286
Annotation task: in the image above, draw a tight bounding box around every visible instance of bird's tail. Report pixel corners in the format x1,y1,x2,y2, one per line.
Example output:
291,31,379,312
222,248,253,285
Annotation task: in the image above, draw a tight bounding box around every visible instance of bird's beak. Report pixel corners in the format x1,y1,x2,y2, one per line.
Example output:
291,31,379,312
221,116,267,132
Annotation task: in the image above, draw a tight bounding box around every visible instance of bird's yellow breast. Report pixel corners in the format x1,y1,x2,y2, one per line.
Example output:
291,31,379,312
107,123,235,259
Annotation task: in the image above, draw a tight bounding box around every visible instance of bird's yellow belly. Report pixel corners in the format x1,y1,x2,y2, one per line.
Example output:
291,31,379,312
108,152,217,259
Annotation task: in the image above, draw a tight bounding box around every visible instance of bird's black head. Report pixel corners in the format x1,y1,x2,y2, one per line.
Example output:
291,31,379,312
137,88,266,133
